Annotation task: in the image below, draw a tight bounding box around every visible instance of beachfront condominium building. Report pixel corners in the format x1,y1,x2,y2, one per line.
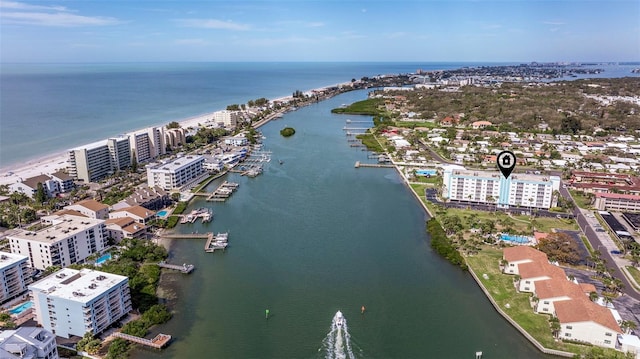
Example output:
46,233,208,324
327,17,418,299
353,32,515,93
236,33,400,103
164,128,187,149
146,155,205,190
0,251,30,304
29,268,132,338
68,135,131,182
213,110,241,128
442,168,561,209
131,127,165,163
0,327,59,359
7,214,106,270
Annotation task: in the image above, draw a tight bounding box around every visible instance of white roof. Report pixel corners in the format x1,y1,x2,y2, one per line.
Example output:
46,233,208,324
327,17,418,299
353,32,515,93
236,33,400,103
0,251,28,271
29,268,127,303
618,334,640,347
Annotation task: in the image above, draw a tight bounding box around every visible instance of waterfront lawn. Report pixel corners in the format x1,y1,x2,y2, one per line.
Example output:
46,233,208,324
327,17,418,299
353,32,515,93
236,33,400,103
356,133,384,153
466,249,592,354
331,98,384,115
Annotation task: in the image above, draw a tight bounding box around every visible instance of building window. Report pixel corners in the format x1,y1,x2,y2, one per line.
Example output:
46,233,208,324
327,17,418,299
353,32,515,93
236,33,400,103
604,340,611,344
605,332,612,336
543,301,549,304
564,333,571,337
566,325,572,330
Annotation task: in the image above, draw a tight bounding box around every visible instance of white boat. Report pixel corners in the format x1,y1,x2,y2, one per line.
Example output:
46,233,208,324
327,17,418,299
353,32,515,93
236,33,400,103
335,310,345,328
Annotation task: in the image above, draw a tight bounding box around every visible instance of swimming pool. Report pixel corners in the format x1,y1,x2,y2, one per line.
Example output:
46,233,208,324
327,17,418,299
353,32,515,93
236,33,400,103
96,253,112,265
416,169,437,176
157,210,168,216
500,234,532,244
9,301,33,315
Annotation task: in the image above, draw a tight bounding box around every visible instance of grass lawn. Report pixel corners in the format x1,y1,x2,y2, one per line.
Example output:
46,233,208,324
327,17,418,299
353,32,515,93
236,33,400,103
627,266,640,290
414,176,439,184
466,249,594,355
393,121,437,129
569,189,593,209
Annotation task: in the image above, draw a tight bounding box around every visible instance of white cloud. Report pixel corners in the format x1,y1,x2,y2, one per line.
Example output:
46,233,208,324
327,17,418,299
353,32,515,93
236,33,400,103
175,18,250,31
0,1,68,12
0,1,121,27
2,11,121,26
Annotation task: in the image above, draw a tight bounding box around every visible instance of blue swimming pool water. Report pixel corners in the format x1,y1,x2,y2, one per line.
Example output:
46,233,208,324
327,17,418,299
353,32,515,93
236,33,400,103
9,301,33,315
416,169,437,176
96,253,112,265
500,234,532,244
157,210,168,216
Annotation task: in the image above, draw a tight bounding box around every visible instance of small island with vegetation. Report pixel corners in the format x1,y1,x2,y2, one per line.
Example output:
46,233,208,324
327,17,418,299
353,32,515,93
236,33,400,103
280,127,296,137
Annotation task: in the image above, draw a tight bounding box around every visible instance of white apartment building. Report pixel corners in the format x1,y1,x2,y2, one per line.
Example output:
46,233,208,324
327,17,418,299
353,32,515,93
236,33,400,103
29,268,132,338
146,155,205,190
442,168,561,209
7,214,106,270
130,127,165,163
0,327,59,359
0,252,30,304
68,136,131,182
213,110,241,128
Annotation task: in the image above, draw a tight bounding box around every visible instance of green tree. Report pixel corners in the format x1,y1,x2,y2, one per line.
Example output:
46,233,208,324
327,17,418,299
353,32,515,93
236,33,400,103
166,121,180,129
35,183,47,204
536,232,580,264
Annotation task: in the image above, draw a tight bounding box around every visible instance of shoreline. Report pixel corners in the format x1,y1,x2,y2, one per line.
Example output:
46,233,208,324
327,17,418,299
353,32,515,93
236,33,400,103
0,86,324,187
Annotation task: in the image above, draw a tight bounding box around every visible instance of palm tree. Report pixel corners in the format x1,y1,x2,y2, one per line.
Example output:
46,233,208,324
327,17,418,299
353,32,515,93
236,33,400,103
549,317,561,339
620,320,638,334
589,291,599,302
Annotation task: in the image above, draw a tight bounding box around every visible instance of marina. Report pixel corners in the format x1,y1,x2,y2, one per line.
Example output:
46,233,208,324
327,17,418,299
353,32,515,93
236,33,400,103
178,208,213,224
207,181,239,202
204,232,229,253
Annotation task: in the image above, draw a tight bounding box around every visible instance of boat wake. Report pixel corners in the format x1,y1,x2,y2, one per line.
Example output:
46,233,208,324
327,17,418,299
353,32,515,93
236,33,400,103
319,311,356,359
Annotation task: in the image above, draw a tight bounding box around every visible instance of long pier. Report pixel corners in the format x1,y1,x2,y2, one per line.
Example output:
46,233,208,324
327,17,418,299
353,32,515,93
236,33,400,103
161,233,210,239
112,332,171,349
343,127,370,131
354,161,395,168
158,261,194,274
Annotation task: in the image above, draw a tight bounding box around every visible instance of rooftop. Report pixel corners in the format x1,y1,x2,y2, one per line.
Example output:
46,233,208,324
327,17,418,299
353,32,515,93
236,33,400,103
555,297,622,333
68,199,109,212
503,246,549,263
8,214,103,244
0,251,28,270
147,155,204,173
29,268,127,303
112,205,155,219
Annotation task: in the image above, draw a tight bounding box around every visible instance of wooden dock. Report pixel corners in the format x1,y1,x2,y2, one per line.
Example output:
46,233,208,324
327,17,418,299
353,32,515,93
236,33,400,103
112,332,171,349
158,261,194,274
204,232,229,253
162,233,210,239
206,181,239,202
354,161,395,168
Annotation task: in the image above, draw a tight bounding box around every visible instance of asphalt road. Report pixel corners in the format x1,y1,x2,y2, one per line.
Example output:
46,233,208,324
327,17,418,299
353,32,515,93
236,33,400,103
558,183,640,301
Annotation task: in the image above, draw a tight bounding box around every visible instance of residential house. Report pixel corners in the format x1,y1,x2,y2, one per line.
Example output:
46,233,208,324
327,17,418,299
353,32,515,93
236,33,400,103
555,297,622,349
64,199,109,220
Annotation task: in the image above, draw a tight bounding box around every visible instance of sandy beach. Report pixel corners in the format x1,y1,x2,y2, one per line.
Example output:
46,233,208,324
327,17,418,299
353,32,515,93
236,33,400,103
0,92,301,187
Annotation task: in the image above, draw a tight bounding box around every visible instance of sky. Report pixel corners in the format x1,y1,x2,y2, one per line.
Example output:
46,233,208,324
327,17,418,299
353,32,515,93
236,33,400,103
0,0,638,63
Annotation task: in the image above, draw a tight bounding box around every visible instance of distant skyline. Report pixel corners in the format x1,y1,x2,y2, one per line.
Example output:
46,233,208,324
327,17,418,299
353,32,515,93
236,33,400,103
1,0,638,63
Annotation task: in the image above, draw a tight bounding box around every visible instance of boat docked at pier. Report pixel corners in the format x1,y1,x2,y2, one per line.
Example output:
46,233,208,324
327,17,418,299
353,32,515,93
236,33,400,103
205,232,229,253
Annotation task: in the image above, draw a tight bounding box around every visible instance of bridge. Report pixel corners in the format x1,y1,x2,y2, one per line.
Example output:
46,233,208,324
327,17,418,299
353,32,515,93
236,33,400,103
112,332,171,349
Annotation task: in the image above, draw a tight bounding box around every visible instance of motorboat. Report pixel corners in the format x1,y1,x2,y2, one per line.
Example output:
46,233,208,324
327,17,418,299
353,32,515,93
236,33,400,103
335,311,345,328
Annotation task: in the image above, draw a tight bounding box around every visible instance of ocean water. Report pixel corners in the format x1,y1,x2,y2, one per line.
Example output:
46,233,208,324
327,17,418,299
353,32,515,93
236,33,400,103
2,61,637,169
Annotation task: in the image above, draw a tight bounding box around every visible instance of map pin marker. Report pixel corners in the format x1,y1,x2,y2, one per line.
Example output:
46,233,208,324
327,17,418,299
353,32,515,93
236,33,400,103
497,150,516,179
